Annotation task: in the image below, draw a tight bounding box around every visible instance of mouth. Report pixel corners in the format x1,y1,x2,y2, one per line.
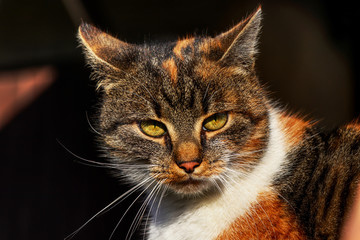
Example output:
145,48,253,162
168,177,211,195
173,178,203,186
152,161,225,195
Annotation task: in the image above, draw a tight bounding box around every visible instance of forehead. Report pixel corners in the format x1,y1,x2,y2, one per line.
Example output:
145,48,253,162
141,41,234,113
106,38,243,123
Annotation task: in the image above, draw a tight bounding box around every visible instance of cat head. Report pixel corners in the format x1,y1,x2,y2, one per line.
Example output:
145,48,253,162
79,7,270,196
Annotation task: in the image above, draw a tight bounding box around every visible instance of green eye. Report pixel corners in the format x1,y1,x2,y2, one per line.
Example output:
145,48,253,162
140,120,167,137
203,113,228,131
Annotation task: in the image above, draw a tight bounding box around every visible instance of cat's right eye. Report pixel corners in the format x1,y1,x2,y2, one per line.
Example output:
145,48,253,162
139,120,167,138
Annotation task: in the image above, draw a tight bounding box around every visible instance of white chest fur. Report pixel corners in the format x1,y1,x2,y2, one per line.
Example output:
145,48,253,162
148,110,286,240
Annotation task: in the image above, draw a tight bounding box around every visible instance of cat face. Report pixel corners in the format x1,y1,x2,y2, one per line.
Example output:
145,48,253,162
79,8,269,196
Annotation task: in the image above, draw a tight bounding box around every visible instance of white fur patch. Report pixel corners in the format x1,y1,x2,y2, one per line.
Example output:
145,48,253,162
148,109,286,240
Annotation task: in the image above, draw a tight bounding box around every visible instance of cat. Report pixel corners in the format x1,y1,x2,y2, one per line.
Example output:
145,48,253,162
76,6,360,240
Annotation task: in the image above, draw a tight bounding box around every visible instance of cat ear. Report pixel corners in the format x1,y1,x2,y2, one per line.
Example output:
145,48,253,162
78,22,134,69
214,6,262,70
78,23,137,90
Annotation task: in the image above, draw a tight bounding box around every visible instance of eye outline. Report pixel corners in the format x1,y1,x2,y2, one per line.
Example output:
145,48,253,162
139,119,167,138
202,112,228,132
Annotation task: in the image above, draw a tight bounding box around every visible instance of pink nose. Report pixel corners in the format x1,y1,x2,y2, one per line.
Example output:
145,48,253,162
177,161,201,173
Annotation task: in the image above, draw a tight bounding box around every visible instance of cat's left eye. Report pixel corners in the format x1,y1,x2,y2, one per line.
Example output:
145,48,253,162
203,113,228,131
139,120,167,138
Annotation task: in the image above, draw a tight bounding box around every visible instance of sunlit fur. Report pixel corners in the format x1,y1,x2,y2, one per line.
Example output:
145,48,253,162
75,6,360,240
148,109,287,240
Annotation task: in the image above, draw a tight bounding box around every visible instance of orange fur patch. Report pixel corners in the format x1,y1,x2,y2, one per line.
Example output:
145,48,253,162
199,39,211,55
173,38,195,60
194,60,215,79
194,60,245,81
162,58,178,84
199,39,222,56
278,113,314,151
346,119,360,132
216,193,305,240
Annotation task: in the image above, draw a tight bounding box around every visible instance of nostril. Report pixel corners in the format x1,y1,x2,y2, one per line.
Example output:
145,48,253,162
177,160,201,173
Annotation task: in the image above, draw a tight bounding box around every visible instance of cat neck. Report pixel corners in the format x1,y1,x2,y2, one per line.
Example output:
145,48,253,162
148,108,289,240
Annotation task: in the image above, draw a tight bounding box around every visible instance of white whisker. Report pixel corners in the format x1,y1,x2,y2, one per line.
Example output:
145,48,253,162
108,178,158,240
126,181,160,240
210,178,224,195
217,174,231,188
142,181,164,240
64,177,152,240
154,183,168,225
85,111,103,136
57,139,120,169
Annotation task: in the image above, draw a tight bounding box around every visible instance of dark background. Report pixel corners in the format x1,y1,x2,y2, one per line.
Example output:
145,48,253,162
0,0,358,239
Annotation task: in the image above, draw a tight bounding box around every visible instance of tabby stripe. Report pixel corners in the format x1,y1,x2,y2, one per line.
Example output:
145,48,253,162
160,85,176,109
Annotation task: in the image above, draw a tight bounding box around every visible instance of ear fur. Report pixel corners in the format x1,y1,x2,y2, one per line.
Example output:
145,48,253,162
78,23,138,90
215,6,262,69
78,23,132,69
78,8,262,89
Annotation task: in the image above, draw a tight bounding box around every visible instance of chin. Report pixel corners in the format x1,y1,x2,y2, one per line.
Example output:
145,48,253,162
168,178,215,196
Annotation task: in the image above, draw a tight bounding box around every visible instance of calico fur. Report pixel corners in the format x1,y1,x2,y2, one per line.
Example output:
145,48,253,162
147,110,295,240
78,6,360,240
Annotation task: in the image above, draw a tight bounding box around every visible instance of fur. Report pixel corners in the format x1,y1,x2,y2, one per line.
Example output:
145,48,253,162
148,109,286,240
76,6,360,240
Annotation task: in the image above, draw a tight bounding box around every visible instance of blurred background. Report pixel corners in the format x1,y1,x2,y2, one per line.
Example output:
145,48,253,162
0,0,358,239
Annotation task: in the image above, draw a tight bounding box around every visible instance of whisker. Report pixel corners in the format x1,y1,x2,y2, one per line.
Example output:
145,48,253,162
154,183,168,225
217,174,231,189
210,178,224,195
223,167,247,180
142,181,165,240
64,177,152,240
102,178,154,216
114,163,152,170
85,111,103,136
126,182,160,240
108,178,158,240
57,139,120,169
